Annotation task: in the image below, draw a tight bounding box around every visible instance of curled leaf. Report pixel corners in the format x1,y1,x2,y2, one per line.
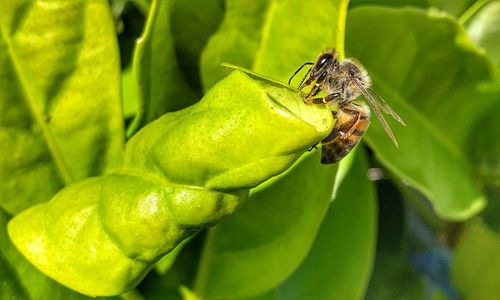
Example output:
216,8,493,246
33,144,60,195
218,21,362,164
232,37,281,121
8,71,334,296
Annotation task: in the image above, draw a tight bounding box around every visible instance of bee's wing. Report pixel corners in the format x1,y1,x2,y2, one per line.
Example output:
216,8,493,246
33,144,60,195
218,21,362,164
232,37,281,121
368,88,406,126
353,79,399,147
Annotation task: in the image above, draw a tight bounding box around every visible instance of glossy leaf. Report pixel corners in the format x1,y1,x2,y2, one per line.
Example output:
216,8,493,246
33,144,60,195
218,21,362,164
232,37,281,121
0,209,100,299
365,183,425,300
8,71,334,296
467,99,500,231
155,237,192,275
129,0,197,136
195,0,349,298
200,0,267,90
466,0,500,65
347,7,498,148
0,0,124,214
431,0,476,16
367,254,425,300
452,220,500,299
0,252,29,300
277,149,376,300
194,153,338,299
463,0,500,232
349,0,426,9
346,7,489,220
350,0,478,17
367,80,484,220
122,66,141,120
201,0,347,88
170,0,225,92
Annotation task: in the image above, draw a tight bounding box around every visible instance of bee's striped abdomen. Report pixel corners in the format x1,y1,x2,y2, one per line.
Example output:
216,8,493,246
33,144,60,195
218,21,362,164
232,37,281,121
320,103,370,164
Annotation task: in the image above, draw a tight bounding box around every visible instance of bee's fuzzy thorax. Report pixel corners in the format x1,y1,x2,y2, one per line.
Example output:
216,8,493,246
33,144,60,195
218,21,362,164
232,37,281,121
342,58,372,89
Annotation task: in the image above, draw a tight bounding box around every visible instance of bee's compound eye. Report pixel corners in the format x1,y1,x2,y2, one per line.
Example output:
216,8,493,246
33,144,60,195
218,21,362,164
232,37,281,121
315,53,333,70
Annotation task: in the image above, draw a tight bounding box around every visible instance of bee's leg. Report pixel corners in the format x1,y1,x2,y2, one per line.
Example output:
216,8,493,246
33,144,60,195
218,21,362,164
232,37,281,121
307,142,320,152
304,73,329,103
303,85,321,103
308,92,341,104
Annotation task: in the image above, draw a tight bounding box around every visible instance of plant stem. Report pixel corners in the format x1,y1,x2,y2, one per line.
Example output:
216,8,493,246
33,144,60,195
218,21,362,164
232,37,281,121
458,0,491,25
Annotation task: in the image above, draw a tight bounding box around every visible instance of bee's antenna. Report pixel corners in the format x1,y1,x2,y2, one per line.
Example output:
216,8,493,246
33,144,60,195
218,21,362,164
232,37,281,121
298,67,313,90
288,62,314,86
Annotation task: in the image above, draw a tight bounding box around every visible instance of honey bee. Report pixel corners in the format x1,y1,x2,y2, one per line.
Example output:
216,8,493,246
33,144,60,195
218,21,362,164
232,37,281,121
289,48,406,164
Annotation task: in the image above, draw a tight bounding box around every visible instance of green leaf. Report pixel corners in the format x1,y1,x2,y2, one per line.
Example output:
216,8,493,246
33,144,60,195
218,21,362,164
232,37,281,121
349,0,426,9
155,237,192,275
452,220,500,299
130,0,152,15
170,0,224,93
346,7,489,220
367,81,484,220
347,7,498,148
365,186,425,300
350,0,478,17
466,99,500,231
195,0,349,298
466,0,500,65
0,0,124,214
180,286,201,300
0,251,29,300
129,0,197,136
366,254,425,300
201,0,348,88
431,0,477,16
122,66,141,120
8,70,334,296
276,149,376,300
139,234,205,300
194,153,338,299
0,209,102,299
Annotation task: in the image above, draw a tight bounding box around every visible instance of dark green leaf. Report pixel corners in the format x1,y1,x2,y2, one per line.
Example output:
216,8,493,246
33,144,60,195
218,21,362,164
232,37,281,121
347,7,498,148
195,0,349,298
277,149,377,300
346,7,489,220
200,0,269,90
466,99,500,231
0,251,29,300
366,254,425,300
129,0,197,136
350,0,426,9
365,182,425,300
122,66,141,120
155,237,192,275
431,0,476,16
139,233,205,300
452,220,500,299
201,0,347,88
0,0,124,214
170,0,225,93
350,0,476,17
466,0,500,65
366,79,485,220
193,153,338,299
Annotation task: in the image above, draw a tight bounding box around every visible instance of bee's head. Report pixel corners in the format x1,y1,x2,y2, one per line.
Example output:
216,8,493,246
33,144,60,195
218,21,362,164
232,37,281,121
311,50,338,76
295,49,339,90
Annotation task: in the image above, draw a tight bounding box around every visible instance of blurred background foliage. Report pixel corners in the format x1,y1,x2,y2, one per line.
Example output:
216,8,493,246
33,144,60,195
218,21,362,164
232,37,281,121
1,0,499,299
